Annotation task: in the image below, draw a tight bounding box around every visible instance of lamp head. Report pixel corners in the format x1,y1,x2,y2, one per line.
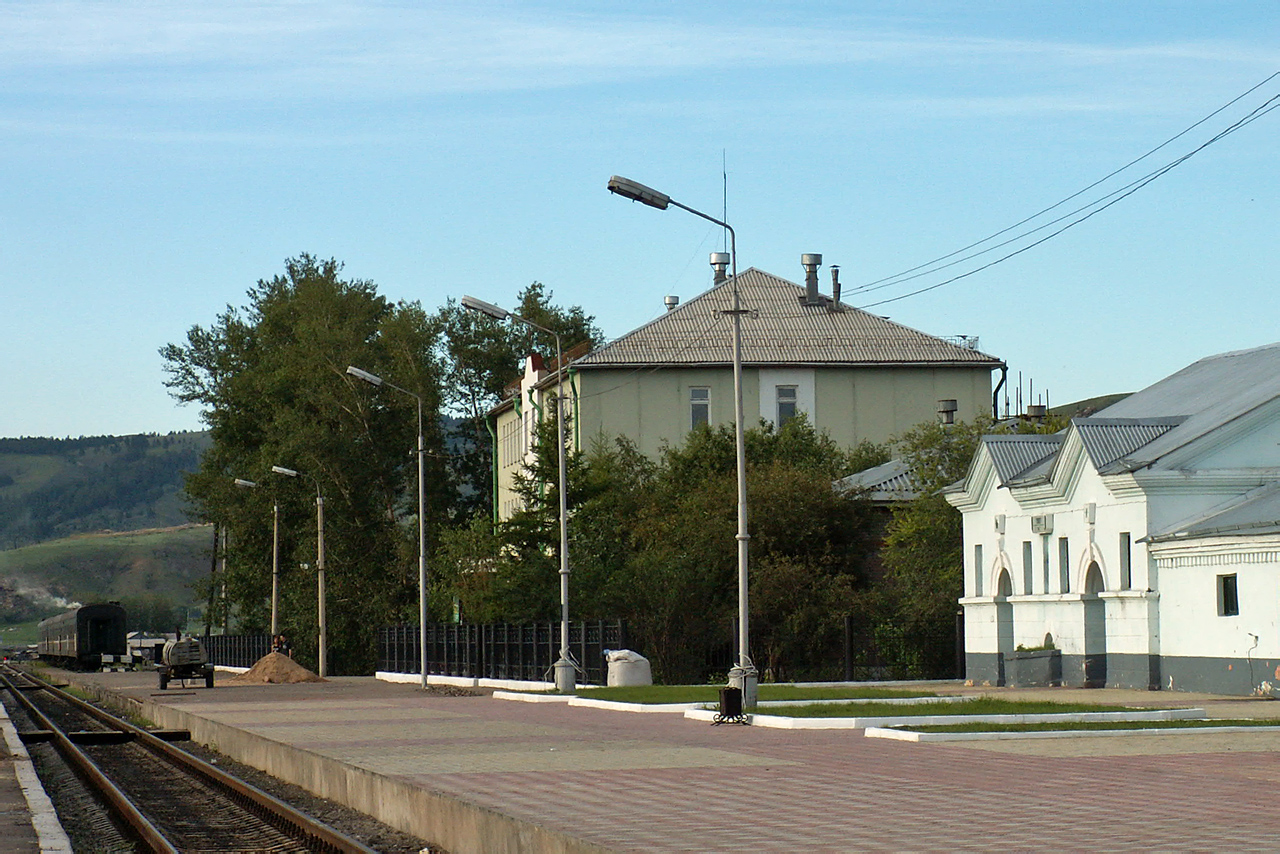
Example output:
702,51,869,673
461,295,509,320
271,465,299,478
233,478,258,488
607,175,670,210
346,365,383,386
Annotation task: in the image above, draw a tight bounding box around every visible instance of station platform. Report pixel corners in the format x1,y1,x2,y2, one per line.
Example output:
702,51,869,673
0,693,71,852
23,669,1280,852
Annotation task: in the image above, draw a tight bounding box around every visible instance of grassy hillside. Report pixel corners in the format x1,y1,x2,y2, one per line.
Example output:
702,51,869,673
0,524,214,627
0,432,209,549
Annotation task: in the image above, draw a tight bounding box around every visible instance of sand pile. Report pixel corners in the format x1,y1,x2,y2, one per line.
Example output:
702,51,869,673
230,652,326,684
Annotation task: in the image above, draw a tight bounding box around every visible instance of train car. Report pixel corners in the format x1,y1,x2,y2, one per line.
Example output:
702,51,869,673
37,603,128,669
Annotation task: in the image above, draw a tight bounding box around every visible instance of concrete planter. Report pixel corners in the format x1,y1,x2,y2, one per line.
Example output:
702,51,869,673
1008,648,1061,688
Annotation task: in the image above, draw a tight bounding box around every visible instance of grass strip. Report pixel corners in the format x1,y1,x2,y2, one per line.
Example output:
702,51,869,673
760,697,1136,718
573,684,932,704
902,718,1280,733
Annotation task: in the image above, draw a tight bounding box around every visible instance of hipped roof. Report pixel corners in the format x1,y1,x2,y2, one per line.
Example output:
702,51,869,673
574,268,1004,369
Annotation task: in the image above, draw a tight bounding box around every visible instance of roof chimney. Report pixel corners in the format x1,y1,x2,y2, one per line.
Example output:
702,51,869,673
710,252,730,285
830,265,842,310
664,295,680,312
801,253,822,305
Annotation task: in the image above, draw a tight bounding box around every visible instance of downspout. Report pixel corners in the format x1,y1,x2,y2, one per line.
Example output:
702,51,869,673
569,367,581,451
485,414,498,526
528,387,547,500
993,364,1008,421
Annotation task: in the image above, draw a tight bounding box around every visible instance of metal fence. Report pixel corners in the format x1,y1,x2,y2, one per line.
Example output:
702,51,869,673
202,633,271,668
378,620,628,686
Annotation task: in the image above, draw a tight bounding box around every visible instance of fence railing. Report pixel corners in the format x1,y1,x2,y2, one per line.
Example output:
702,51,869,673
203,633,270,668
378,620,628,686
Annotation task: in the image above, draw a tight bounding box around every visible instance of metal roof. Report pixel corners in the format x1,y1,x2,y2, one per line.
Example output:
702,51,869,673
1148,482,1280,541
1094,342,1280,471
835,459,919,502
575,268,1005,369
1073,418,1186,473
982,434,1063,486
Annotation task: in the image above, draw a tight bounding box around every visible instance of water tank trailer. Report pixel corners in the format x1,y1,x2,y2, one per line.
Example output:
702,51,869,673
157,637,214,689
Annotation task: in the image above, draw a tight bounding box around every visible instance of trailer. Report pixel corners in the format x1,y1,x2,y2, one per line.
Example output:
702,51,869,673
157,636,215,689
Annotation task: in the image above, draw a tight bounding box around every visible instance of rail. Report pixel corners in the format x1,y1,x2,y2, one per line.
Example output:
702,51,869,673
0,665,377,853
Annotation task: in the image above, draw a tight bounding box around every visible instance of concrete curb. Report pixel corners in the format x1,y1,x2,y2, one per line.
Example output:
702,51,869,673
0,697,73,852
684,707,1206,729
866,723,1273,742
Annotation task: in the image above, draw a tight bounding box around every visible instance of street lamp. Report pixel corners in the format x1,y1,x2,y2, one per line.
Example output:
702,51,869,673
346,364,429,690
273,464,327,677
607,174,758,707
462,295,577,692
232,478,282,637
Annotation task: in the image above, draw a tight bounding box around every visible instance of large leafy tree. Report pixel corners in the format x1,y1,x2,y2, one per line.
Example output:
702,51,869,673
435,282,602,521
160,255,446,674
458,412,889,683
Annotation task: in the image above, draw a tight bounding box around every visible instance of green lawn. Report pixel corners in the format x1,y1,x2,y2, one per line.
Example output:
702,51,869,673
904,718,1280,733
573,684,936,704
760,697,1136,718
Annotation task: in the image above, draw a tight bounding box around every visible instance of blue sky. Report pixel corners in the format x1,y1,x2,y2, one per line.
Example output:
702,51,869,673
3,1,1277,438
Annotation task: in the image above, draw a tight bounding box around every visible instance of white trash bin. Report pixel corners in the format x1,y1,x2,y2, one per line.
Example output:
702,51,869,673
605,649,652,687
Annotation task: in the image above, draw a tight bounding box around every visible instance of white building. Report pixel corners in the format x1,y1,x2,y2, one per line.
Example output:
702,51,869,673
946,342,1280,695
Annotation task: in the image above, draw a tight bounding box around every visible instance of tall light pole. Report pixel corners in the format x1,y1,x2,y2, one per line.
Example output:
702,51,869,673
233,478,282,637
346,365,429,690
273,465,326,677
607,175,758,707
461,295,577,693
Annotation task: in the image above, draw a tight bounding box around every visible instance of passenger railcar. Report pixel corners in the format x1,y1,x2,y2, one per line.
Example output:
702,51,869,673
37,603,128,668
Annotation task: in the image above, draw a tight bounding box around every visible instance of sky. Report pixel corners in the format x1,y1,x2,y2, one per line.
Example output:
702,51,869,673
2,1,1278,438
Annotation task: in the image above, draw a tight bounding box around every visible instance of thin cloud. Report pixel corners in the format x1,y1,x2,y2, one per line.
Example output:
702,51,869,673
1,2,1272,101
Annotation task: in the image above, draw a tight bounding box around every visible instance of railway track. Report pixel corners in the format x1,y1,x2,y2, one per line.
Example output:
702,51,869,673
1,665,379,853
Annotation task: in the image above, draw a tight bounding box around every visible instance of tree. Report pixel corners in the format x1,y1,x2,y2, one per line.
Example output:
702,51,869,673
876,415,1066,675
161,255,446,674
435,282,602,522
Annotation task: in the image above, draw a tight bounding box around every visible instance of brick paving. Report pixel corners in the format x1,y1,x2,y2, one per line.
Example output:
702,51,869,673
73,672,1280,852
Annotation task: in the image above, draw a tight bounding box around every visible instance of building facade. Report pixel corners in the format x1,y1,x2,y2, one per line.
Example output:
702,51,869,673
492,257,1005,520
946,342,1280,695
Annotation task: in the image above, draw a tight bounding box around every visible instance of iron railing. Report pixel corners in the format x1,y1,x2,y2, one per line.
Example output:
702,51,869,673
378,620,628,686
202,633,270,668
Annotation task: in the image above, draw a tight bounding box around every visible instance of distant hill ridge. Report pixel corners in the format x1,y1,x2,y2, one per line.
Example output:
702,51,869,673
0,431,211,550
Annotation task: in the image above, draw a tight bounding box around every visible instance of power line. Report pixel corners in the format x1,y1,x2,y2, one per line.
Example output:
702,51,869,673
850,72,1280,308
858,90,1280,310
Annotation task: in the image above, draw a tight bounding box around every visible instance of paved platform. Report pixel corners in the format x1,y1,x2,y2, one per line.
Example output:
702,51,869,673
52,670,1280,852
0,692,71,852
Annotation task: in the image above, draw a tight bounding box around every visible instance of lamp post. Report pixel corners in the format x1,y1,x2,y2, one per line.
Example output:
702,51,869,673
233,478,282,637
607,175,758,707
346,365,429,690
461,295,576,693
273,465,326,677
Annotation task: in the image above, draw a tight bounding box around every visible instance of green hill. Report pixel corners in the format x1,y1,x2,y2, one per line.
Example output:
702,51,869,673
0,432,209,549
0,524,214,627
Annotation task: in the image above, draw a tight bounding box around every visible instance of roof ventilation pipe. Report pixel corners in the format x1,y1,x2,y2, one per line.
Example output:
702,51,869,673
664,295,680,311
830,265,842,311
801,253,822,305
710,252,730,285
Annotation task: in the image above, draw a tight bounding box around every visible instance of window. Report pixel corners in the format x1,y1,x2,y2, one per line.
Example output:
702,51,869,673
1041,535,1051,594
1058,537,1070,593
1022,541,1033,595
1119,532,1132,589
1218,574,1239,617
690,387,709,429
776,385,798,425
973,544,984,596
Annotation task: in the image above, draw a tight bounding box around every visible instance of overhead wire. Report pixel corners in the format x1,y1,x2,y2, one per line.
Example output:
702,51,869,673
848,72,1280,308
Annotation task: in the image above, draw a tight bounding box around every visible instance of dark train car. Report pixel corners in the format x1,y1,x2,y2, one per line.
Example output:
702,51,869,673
37,603,128,669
